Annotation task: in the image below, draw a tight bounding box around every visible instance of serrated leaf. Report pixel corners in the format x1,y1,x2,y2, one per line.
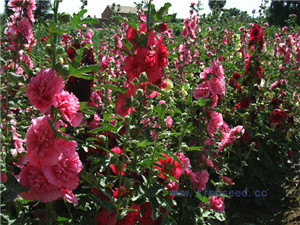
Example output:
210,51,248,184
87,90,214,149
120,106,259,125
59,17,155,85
156,3,172,20
68,63,98,80
197,97,210,106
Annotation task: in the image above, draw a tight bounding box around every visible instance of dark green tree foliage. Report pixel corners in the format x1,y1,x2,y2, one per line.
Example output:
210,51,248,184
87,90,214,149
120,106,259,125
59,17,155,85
268,0,300,26
209,0,226,11
35,0,51,18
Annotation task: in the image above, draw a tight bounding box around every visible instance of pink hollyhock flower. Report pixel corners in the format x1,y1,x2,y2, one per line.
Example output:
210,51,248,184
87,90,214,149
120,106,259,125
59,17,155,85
209,76,225,95
42,151,82,190
25,116,62,166
165,116,173,128
21,54,33,68
110,147,123,155
17,17,33,41
210,94,218,108
220,176,235,185
210,196,225,212
209,61,224,79
54,91,82,127
12,130,25,154
177,152,190,172
25,69,63,114
59,187,78,204
166,180,180,192
187,169,209,191
19,164,62,202
193,81,210,99
209,111,224,128
229,126,244,139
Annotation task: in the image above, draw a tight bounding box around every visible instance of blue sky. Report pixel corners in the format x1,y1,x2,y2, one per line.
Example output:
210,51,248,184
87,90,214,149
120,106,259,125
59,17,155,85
0,0,270,19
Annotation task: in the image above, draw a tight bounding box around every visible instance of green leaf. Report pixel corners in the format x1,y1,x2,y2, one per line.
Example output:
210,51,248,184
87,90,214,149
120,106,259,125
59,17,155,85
156,3,172,20
8,72,25,83
68,63,99,80
197,97,210,106
71,9,98,28
121,39,134,55
189,146,204,151
117,16,137,30
4,173,29,202
47,21,68,33
89,124,118,133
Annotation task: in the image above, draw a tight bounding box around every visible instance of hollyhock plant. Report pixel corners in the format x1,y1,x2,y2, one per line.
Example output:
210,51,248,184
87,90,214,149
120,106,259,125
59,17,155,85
25,69,64,114
54,90,83,127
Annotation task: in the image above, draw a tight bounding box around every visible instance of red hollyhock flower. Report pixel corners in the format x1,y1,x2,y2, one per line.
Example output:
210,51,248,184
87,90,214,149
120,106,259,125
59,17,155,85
157,23,168,32
270,109,286,124
232,72,241,80
124,47,162,84
138,202,162,225
240,97,251,109
67,43,80,61
126,26,137,42
270,98,282,108
115,83,135,118
249,24,264,50
154,153,182,180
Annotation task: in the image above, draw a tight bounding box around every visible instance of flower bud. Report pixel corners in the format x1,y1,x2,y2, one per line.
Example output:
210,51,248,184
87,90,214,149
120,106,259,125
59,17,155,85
124,115,132,124
132,77,139,86
139,72,148,83
99,135,106,143
137,89,143,96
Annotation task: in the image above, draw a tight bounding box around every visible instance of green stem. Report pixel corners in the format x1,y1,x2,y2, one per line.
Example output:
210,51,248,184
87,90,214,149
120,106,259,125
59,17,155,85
52,0,60,69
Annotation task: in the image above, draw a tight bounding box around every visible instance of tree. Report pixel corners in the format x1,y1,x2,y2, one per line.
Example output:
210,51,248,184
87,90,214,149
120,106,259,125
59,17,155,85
35,0,52,18
267,0,300,26
208,0,226,11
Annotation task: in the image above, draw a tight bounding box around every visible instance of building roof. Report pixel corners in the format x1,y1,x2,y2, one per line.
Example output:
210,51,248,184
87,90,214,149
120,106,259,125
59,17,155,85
106,5,141,14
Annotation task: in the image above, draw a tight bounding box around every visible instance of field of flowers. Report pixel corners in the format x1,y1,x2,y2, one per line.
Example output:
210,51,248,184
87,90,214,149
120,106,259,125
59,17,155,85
1,0,299,224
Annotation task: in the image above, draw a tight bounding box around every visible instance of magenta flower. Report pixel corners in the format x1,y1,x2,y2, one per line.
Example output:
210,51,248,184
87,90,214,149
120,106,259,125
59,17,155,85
19,164,62,203
209,196,225,212
42,151,83,190
25,69,63,114
54,91,82,127
25,116,61,166
193,81,210,99
209,76,225,95
17,17,33,42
